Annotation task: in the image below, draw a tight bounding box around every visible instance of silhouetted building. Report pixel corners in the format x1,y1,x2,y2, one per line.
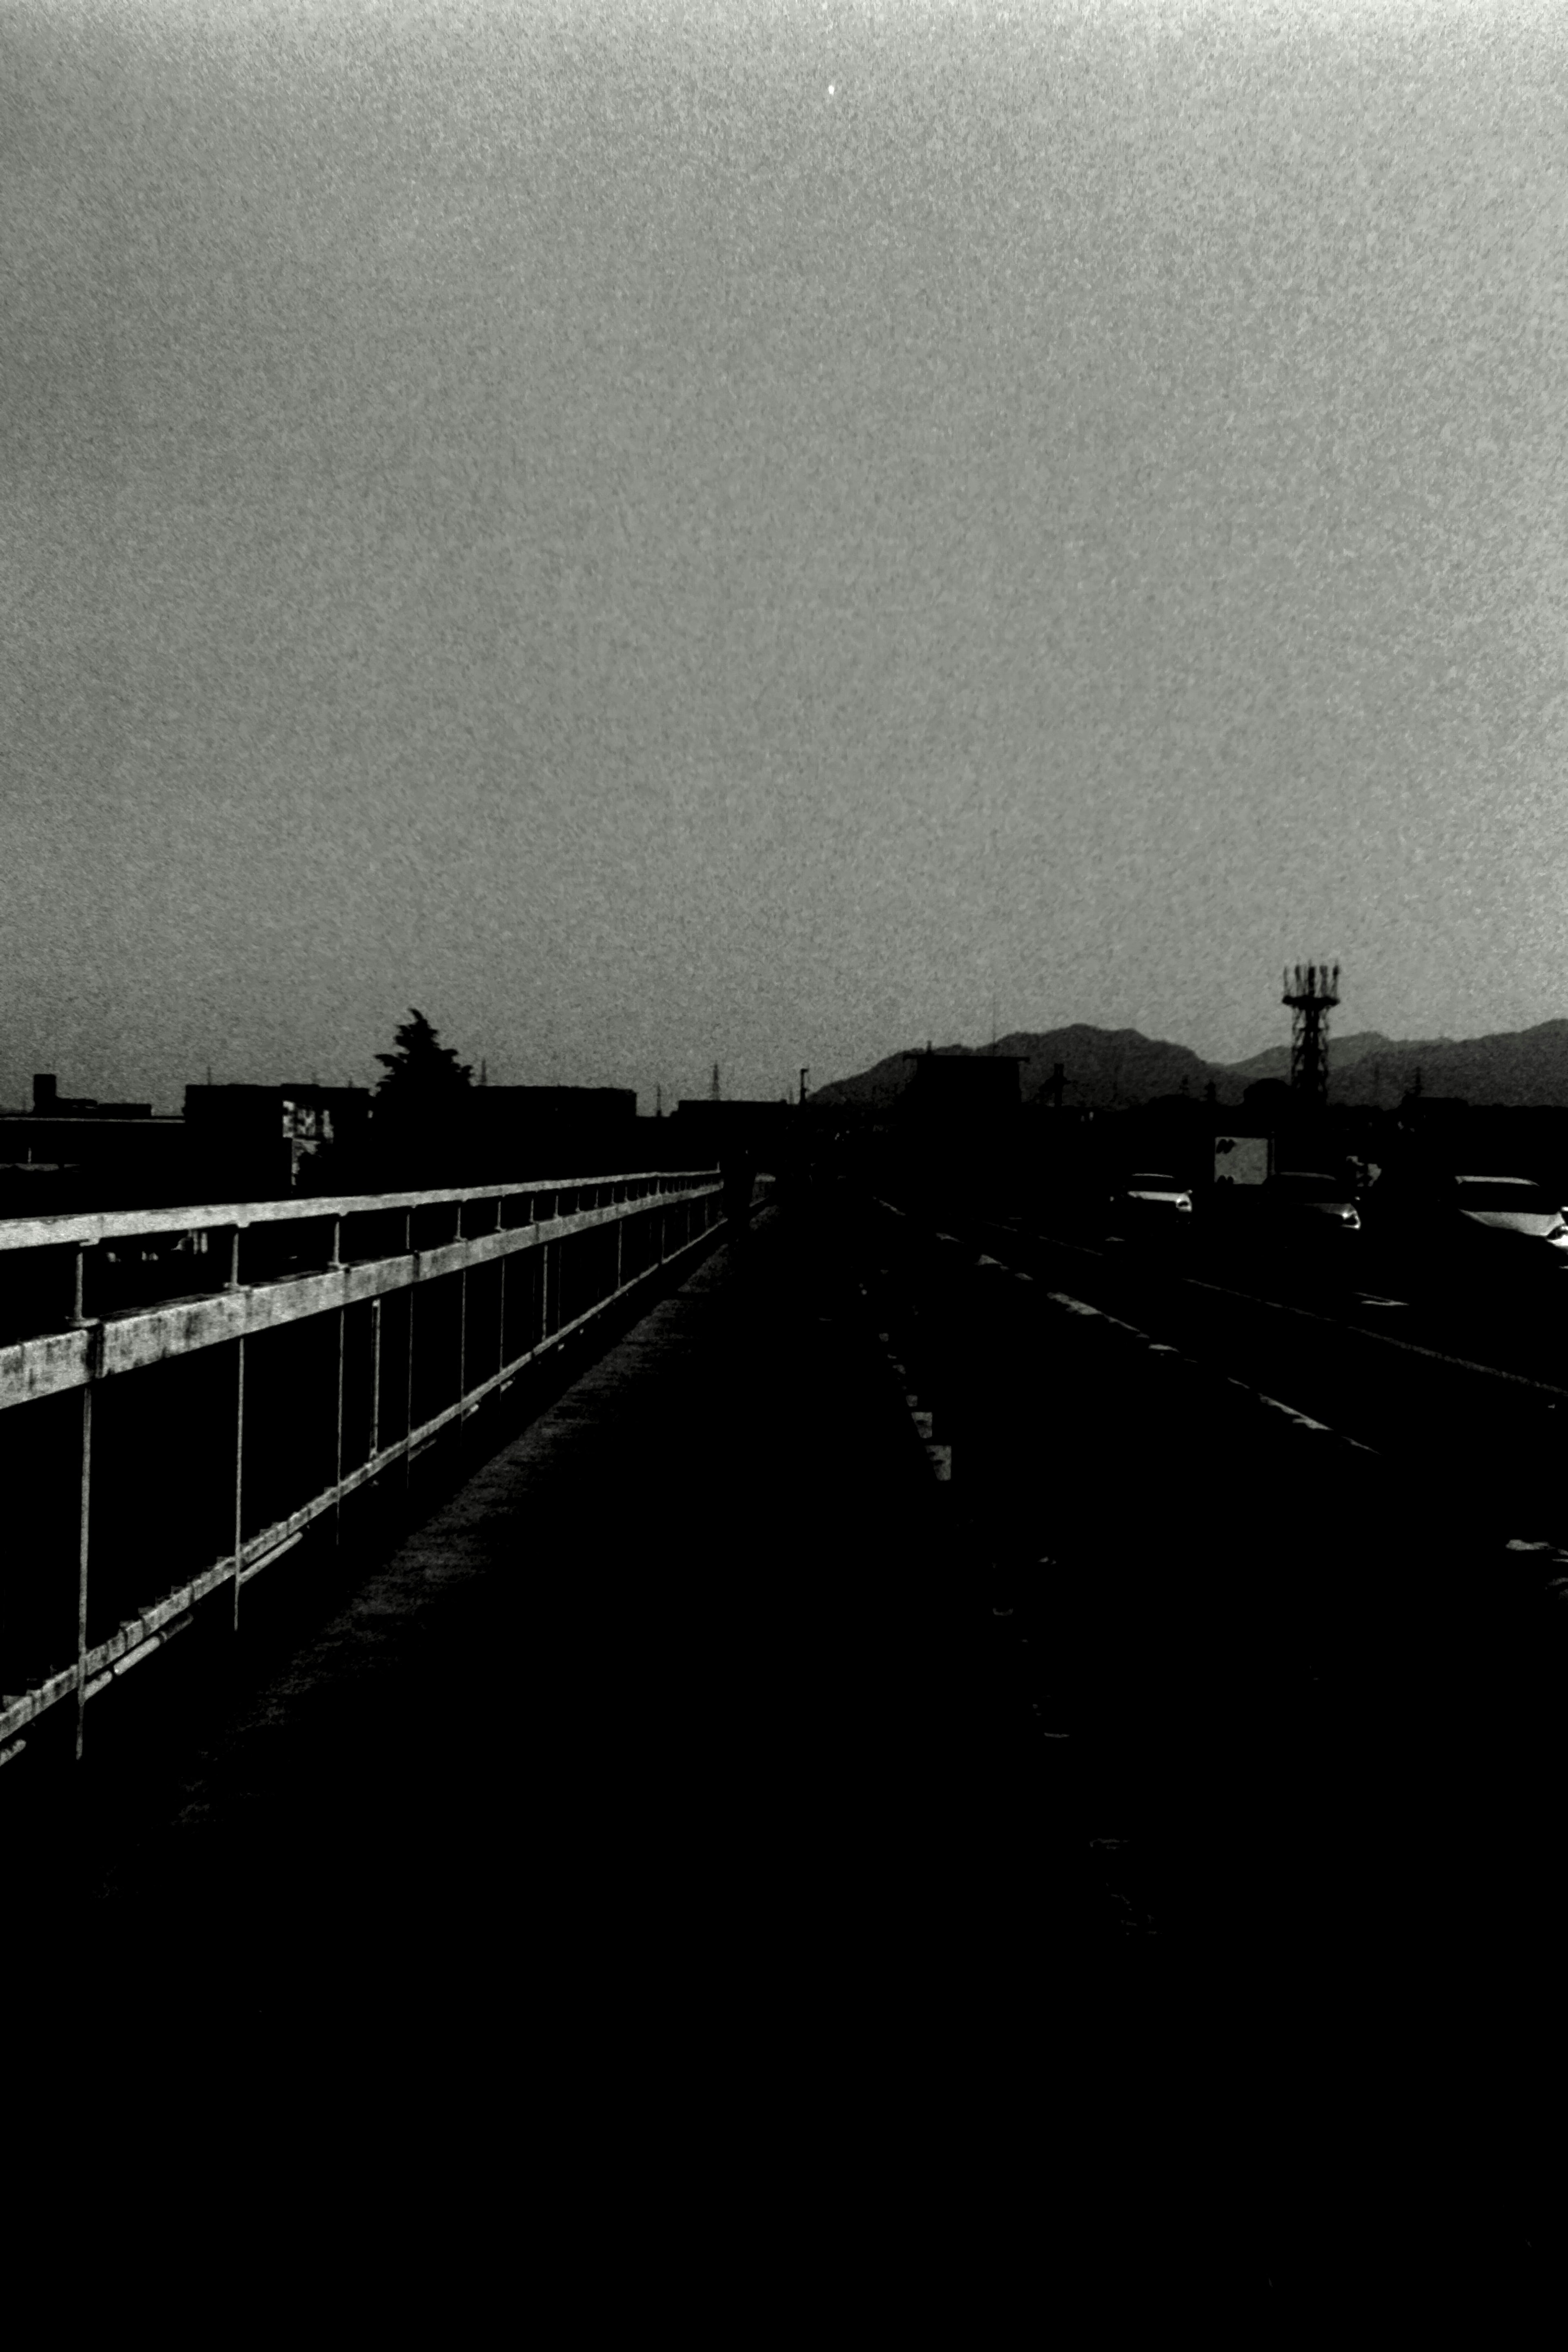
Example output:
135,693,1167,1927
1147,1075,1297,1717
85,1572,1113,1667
358,1082,642,1187
885,1050,1025,1203
672,1099,794,1170
900,1050,1023,1128
461,1086,639,1176
185,1084,372,1197
32,1071,152,1118
0,1110,188,1215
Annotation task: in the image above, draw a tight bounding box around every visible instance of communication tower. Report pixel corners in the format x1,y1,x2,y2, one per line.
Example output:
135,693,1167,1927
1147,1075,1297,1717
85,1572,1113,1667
1282,961,1340,1107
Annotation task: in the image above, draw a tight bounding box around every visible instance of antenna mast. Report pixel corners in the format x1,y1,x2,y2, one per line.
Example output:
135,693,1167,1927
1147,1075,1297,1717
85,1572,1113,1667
1282,960,1341,1109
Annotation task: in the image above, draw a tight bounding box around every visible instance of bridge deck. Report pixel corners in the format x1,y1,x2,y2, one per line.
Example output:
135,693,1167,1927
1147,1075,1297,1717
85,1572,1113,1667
13,1197,1557,2310
15,1202,1149,2116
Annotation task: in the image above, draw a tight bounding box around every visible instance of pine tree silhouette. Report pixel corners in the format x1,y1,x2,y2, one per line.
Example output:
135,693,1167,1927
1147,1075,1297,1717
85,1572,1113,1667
374,1010,474,1103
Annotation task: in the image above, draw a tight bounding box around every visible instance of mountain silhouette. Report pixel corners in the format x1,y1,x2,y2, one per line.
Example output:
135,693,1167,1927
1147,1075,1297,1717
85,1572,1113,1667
811,1019,1568,1113
811,1027,1245,1111
1310,1019,1568,1108
1221,1031,1396,1083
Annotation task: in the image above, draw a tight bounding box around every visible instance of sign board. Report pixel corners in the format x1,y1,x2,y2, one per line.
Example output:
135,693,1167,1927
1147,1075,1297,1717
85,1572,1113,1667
1213,1133,1270,1187
281,1097,333,1187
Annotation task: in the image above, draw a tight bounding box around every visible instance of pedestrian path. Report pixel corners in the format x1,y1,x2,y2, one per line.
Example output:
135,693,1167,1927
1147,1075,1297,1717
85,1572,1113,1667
5,1199,1285,2311
30,1205,1134,2012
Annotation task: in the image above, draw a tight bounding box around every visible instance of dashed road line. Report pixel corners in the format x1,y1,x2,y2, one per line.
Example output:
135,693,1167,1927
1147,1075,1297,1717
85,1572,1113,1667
1038,1285,1380,1452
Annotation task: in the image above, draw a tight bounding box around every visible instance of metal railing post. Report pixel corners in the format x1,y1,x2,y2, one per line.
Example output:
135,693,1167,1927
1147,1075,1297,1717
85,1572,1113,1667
334,1303,346,1547
327,1218,345,1541
404,1210,416,1490
370,1294,382,1459
226,1225,245,1627
74,1383,92,1762
69,1242,91,1331
67,1238,100,1758
232,1331,246,1630
459,1258,469,1423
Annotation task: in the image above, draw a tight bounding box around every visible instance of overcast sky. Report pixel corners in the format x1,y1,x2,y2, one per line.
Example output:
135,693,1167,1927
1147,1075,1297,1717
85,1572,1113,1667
4,0,1564,1112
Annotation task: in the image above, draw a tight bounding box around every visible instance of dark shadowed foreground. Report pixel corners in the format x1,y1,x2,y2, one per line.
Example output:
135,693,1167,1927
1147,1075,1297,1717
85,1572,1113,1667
9,1198,1560,2319
3,1204,1192,2307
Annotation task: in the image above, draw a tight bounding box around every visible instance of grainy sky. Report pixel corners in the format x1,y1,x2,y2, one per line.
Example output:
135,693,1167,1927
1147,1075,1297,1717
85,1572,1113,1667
4,0,1565,1112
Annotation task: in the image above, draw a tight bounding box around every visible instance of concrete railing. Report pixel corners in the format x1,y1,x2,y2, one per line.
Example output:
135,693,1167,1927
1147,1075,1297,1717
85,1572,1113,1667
0,1168,724,1762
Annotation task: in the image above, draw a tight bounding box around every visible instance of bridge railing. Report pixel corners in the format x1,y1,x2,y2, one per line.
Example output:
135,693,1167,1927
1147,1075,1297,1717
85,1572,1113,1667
0,1167,725,1761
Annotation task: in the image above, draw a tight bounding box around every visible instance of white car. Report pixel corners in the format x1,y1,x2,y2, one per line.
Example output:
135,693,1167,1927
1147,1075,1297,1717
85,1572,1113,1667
1109,1172,1194,1229
1450,1174,1568,1250
1365,1170,1568,1276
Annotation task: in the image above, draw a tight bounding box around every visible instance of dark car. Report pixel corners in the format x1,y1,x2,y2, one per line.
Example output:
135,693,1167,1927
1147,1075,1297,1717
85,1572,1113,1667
1255,1170,1363,1243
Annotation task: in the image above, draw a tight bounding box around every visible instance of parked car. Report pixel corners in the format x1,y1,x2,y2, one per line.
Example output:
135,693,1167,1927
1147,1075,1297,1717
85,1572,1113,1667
1255,1170,1363,1242
1362,1170,1568,1280
1108,1172,1194,1234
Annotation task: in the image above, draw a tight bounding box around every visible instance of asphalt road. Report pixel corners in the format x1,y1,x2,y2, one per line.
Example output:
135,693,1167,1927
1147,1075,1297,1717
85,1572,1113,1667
9,1189,1564,2315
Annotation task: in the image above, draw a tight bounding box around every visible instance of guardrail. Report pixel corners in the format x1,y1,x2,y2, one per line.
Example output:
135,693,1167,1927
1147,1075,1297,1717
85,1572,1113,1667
0,1168,725,1761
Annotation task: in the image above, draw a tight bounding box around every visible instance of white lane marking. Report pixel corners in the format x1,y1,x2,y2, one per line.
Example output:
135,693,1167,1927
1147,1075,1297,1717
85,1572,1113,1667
974,1252,1033,1281
1041,1287,1380,1452
1254,1393,1332,1434
1045,1290,1151,1340
1176,1268,1568,1399
1023,1224,1568,1403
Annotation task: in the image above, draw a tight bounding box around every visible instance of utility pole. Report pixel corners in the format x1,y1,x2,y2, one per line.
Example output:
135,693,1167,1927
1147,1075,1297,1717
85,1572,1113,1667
655,1083,663,1120
799,1067,809,1107
710,1062,721,1103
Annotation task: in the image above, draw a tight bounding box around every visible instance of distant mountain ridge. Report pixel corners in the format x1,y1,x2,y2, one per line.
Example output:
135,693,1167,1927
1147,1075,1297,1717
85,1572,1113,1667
1310,1018,1568,1108
811,1018,1568,1113
811,1027,1247,1111
1221,1031,1400,1083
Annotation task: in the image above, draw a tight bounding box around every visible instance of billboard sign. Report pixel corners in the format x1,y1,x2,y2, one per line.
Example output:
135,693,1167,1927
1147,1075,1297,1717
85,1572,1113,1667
1213,1132,1270,1187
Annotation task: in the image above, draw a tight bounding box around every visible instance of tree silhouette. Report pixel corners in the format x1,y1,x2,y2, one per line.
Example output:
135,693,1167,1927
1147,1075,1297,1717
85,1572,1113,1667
374,1010,473,1105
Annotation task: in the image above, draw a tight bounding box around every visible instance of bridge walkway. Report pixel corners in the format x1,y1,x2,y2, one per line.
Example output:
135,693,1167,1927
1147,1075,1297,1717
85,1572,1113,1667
11,1197,1180,2269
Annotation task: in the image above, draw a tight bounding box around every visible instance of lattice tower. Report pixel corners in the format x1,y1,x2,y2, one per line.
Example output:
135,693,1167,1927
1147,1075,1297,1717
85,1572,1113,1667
1281,961,1341,1107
